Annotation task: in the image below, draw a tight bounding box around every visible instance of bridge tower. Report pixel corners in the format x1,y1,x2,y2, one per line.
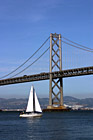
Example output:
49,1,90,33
47,33,65,110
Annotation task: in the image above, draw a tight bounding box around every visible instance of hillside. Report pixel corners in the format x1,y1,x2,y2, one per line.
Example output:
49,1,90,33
0,96,93,109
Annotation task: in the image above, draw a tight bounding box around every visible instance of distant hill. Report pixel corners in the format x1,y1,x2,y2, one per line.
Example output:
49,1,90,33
63,96,93,107
0,96,93,109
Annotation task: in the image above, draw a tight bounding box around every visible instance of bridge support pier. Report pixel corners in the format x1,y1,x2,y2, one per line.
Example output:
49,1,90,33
47,33,66,111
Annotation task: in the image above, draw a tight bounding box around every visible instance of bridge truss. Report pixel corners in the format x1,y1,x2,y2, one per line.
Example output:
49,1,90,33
0,66,92,85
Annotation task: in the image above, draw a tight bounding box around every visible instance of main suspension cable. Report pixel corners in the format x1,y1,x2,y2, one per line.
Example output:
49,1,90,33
62,40,93,53
0,37,50,79
11,47,50,78
62,36,93,51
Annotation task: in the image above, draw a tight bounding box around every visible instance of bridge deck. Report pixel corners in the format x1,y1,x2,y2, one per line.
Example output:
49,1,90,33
0,66,93,86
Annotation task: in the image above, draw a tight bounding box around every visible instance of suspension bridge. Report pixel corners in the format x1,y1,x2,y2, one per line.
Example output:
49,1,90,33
0,33,93,110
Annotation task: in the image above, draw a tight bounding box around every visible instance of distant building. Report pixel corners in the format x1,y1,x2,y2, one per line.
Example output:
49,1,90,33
64,104,84,110
71,105,83,110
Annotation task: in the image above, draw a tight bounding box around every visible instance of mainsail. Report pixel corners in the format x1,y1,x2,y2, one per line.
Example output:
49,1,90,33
26,86,34,112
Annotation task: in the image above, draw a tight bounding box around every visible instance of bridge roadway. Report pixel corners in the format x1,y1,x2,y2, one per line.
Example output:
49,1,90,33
0,66,93,86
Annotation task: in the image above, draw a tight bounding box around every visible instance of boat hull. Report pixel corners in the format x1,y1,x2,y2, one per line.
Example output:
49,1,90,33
20,113,42,117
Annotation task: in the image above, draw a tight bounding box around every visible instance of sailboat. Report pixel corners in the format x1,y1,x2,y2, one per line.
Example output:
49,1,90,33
20,86,42,117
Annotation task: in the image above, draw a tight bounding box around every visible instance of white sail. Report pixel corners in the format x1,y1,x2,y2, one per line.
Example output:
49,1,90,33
34,91,42,113
26,86,34,112
20,86,42,117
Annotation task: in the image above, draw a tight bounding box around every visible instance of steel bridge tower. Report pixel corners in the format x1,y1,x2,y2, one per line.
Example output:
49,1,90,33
47,33,65,110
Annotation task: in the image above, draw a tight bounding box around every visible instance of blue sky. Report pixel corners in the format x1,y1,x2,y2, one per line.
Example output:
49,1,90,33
0,0,93,99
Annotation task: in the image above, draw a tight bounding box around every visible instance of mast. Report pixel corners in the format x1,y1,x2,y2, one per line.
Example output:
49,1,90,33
33,87,35,112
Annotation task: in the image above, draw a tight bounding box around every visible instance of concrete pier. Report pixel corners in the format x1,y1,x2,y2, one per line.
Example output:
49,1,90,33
43,106,71,112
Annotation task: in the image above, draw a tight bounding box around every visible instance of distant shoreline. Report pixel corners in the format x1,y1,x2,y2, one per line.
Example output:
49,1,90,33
1,108,93,112
0,96,93,111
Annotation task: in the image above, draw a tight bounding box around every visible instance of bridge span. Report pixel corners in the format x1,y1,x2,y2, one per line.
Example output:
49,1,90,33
0,66,93,86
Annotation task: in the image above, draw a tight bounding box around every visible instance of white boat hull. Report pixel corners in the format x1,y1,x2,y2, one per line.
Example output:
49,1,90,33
20,113,42,118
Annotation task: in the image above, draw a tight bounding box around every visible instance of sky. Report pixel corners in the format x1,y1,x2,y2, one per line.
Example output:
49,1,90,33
0,0,93,99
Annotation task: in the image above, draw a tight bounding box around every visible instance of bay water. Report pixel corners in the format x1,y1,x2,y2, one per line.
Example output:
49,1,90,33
0,111,93,140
